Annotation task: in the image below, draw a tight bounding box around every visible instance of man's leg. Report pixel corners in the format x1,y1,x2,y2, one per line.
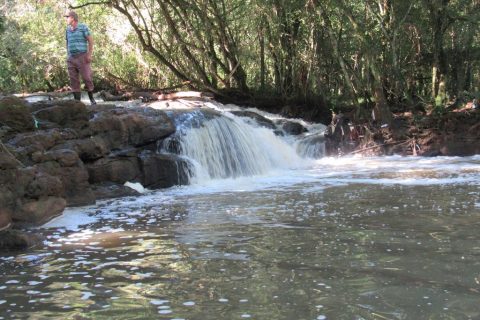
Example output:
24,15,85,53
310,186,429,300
67,57,81,100
79,54,96,105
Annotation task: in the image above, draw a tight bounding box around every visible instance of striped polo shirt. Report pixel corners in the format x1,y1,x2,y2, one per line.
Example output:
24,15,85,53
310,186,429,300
66,23,91,57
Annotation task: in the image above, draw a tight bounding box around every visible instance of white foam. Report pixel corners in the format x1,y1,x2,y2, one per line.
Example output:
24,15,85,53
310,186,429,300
41,207,99,231
124,181,146,193
36,150,479,231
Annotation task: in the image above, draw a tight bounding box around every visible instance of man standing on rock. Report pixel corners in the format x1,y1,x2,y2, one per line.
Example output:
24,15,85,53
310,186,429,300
64,10,96,105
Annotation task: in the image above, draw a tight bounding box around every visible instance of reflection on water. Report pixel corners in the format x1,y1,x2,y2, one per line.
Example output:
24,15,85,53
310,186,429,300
1,156,480,320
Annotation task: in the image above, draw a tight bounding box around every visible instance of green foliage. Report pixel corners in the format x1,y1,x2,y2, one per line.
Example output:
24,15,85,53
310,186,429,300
0,1,68,92
1,0,480,121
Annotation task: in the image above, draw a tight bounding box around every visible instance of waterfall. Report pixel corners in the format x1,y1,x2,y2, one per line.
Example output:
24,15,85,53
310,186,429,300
160,110,304,182
295,133,326,159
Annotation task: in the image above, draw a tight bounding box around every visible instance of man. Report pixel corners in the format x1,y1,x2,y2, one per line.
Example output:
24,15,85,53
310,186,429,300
64,10,96,105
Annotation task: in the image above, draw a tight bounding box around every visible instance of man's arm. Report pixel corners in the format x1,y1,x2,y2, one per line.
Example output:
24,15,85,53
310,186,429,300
86,35,93,63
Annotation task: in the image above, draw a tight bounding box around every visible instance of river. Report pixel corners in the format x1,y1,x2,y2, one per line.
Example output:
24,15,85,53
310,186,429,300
1,102,480,319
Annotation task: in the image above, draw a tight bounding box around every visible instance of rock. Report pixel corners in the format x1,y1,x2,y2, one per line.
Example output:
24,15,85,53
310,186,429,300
0,171,17,220
324,113,356,155
139,151,191,188
13,196,66,225
0,207,12,231
91,182,141,200
23,170,64,199
119,108,176,146
35,161,94,206
90,108,175,148
296,133,326,159
33,100,90,128
0,96,35,134
0,230,41,251
230,110,276,129
86,156,142,185
31,149,80,167
6,129,76,164
0,148,20,169
1,167,70,222
54,137,110,161
278,120,308,135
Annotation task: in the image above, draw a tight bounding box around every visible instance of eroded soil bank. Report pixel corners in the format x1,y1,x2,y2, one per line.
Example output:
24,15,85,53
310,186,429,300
322,108,480,157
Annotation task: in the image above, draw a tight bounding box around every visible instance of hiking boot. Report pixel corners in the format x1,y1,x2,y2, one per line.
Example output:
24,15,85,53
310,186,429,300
73,92,81,101
88,91,96,105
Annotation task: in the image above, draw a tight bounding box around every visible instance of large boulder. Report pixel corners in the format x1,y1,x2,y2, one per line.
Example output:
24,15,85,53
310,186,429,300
90,108,175,148
36,161,94,207
32,149,81,167
0,166,68,227
86,155,142,185
53,136,110,161
139,151,191,188
0,96,35,134
6,129,77,164
33,100,90,129
14,196,66,225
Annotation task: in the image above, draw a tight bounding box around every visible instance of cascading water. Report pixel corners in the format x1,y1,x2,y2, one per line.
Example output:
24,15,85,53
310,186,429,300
160,109,306,182
295,133,326,159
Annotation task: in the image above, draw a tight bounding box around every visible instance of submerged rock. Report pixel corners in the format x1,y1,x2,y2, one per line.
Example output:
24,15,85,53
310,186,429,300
0,229,42,251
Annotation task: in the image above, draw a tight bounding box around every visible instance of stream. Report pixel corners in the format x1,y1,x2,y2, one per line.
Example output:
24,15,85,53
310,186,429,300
1,156,479,319
1,100,480,319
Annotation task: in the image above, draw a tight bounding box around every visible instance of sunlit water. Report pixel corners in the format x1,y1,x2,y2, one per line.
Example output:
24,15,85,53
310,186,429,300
1,156,479,320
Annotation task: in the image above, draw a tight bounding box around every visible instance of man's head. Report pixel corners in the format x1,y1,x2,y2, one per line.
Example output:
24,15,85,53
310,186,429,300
64,10,78,22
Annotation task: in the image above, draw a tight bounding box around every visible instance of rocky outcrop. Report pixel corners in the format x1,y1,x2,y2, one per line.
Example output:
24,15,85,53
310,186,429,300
416,111,480,156
0,96,189,250
0,96,36,134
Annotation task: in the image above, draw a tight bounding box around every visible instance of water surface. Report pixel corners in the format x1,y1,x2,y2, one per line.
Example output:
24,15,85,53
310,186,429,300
1,156,480,320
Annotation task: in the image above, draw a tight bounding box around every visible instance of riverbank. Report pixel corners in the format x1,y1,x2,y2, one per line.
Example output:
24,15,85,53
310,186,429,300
321,106,480,157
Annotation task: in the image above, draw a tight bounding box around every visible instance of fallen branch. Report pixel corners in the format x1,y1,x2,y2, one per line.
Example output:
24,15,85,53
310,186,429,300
347,138,415,155
157,91,214,100
100,90,214,102
15,91,71,100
